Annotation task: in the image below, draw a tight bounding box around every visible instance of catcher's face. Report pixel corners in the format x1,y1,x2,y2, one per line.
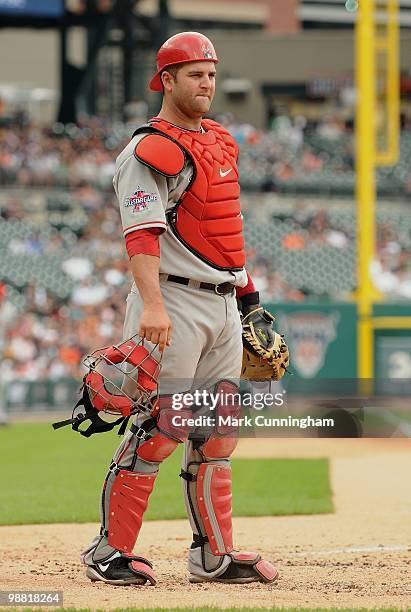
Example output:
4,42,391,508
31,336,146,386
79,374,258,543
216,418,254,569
162,61,216,118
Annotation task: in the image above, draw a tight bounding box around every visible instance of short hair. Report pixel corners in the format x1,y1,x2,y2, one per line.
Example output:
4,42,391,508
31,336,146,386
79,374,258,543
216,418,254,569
160,64,182,85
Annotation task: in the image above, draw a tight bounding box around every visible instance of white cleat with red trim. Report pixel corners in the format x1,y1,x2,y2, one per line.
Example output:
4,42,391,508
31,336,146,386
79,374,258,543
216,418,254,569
189,551,278,584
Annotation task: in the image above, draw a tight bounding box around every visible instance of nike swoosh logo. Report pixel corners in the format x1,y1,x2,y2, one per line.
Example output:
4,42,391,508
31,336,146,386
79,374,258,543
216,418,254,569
219,167,232,178
99,563,110,572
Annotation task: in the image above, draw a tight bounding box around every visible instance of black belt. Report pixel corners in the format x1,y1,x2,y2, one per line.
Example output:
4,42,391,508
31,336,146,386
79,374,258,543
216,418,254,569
160,274,235,296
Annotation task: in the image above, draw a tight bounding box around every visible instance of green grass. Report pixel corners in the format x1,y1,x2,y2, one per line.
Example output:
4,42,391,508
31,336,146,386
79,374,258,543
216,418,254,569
0,423,332,525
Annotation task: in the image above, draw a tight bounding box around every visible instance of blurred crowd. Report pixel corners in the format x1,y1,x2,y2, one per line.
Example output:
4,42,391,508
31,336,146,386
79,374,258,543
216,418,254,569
371,221,411,299
0,192,130,382
0,112,121,191
2,107,411,196
1,281,126,383
0,109,410,383
222,111,352,185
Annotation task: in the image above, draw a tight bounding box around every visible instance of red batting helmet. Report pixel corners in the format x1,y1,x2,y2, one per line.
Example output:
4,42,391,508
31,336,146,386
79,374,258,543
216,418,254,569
149,31,218,92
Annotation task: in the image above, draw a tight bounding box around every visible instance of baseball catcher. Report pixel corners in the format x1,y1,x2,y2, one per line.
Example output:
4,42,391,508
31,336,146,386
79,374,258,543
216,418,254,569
57,31,284,588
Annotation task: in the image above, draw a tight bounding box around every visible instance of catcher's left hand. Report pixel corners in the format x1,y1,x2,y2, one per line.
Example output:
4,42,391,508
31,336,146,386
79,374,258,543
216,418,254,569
241,307,289,381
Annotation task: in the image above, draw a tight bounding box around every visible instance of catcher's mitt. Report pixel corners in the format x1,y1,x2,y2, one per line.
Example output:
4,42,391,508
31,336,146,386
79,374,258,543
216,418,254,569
241,307,289,381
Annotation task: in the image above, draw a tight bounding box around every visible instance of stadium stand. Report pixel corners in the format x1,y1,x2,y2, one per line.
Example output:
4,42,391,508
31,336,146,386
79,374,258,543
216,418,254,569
1,112,411,382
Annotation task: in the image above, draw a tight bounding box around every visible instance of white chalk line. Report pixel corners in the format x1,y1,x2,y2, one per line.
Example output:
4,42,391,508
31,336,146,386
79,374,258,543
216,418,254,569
289,544,410,557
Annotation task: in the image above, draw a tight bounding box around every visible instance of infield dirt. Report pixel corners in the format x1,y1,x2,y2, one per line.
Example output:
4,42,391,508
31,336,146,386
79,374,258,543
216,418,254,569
1,438,410,609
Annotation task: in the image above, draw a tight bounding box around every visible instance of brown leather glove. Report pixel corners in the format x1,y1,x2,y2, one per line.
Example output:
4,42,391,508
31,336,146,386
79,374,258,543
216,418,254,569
241,307,289,381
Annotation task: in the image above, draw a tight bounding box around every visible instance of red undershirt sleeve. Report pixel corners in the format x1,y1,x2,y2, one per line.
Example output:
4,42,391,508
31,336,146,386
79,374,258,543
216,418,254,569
125,228,163,259
236,270,256,298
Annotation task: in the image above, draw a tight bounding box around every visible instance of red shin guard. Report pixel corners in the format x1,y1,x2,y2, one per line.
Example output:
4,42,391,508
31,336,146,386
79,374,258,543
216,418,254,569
108,470,157,553
196,463,233,555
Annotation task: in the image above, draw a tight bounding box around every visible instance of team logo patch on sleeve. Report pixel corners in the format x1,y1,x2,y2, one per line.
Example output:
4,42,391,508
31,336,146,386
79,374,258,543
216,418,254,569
124,186,158,212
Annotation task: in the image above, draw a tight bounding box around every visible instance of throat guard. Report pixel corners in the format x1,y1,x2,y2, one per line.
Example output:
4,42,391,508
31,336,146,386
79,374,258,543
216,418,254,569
133,118,245,271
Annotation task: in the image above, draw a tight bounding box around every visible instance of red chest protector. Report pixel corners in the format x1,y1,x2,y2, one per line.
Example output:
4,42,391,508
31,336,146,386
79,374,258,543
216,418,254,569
133,118,245,271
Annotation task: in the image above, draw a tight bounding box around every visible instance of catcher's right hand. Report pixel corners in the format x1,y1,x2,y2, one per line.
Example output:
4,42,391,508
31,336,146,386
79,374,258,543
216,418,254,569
241,307,289,381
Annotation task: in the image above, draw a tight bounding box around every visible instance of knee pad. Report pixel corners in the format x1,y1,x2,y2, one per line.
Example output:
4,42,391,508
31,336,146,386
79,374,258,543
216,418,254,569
201,381,241,460
137,404,192,462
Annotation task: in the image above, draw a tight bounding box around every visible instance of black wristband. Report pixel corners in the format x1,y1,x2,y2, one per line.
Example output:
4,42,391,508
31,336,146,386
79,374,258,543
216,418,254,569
240,291,260,311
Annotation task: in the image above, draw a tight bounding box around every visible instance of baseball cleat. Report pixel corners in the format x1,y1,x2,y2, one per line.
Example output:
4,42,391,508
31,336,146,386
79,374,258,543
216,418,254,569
189,551,278,584
86,552,157,586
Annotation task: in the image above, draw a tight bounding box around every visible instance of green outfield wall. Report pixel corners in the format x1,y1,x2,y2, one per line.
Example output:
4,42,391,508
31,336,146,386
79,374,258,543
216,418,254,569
273,302,357,379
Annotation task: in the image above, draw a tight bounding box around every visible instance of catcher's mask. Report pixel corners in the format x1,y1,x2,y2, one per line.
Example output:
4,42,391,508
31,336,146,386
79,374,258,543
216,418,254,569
53,335,161,437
